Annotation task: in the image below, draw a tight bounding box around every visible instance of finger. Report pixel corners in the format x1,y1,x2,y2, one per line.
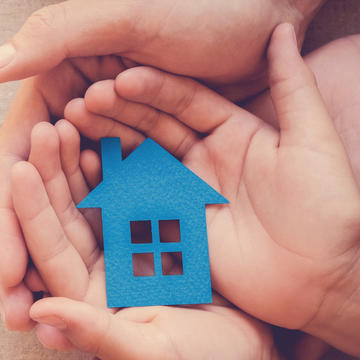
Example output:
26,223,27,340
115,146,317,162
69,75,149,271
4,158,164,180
84,79,199,158
79,149,103,245
24,266,48,293
0,0,140,82
11,161,89,300
80,150,101,189
0,78,51,331
114,66,239,133
29,122,99,269
55,120,103,243
0,284,35,331
64,98,145,157
268,23,342,149
55,119,88,204
30,297,170,359
36,323,74,351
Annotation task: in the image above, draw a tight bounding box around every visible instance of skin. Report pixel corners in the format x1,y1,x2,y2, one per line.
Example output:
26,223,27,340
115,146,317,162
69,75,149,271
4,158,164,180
0,0,326,331
11,121,279,359
62,25,360,356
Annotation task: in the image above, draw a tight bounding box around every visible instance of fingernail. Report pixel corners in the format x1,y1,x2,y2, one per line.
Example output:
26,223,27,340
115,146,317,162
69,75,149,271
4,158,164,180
33,315,67,330
0,43,16,68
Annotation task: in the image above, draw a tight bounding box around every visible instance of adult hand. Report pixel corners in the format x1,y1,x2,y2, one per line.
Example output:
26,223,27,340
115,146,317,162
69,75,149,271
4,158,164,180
0,0,325,100
0,0,326,331
11,120,279,359
0,56,128,331
66,24,360,356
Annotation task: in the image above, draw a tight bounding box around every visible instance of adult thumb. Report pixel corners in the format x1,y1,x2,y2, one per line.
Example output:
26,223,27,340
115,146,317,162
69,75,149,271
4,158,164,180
30,297,168,360
268,23,340,149
0,0,139,82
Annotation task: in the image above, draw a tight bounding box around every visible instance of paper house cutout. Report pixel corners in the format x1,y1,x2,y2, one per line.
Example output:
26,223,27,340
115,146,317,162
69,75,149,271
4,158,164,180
77,138,228,307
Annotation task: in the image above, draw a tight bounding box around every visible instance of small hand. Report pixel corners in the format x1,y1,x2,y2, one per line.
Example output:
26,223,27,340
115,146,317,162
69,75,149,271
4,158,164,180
0,0,325,100
0,55,131,331
0,0,326,328
11,120,278,359
65,24,360,356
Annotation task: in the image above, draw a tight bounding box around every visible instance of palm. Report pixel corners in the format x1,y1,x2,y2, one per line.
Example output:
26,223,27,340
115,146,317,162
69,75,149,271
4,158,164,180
11,121,276,359
66,30,360,338
0,54,127,330
184,116,360,329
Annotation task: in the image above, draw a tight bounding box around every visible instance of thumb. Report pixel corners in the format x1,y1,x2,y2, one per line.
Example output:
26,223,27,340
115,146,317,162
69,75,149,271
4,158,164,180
268,23,340,149
0,0,139,82
30,298,169,360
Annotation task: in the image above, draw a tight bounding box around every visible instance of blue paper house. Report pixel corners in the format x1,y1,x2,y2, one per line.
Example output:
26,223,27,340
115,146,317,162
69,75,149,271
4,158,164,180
77,138,228,307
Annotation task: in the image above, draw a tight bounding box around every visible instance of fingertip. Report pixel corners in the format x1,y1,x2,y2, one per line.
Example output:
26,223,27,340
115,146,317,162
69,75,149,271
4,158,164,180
84,79,116,113
55,119,80,147
2,284,35,331
80,150,101,189
268,23,298,59
31,121,60,152
267,23,303,85
115,67,151,99
64,98,86,121
36,323,74,351
11,161,37,184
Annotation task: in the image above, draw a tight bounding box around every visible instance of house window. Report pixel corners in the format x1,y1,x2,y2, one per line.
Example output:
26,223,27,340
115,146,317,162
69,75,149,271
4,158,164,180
159,220,181,242
130,220,152,243
130,220,183,276
132,253,155,276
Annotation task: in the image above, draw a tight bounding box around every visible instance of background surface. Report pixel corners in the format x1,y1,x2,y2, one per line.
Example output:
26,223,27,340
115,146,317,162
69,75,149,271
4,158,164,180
0,0,360,359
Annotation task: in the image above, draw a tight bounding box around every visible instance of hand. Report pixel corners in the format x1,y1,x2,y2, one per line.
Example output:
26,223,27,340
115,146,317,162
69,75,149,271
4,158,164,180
0,0,326,101
65,24,360,356
246,33,360,183
0,0,326,329
0,57,129,331
11,120,279,359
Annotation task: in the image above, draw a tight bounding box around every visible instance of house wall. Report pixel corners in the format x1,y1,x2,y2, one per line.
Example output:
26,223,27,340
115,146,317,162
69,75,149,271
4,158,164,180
102,207,213,308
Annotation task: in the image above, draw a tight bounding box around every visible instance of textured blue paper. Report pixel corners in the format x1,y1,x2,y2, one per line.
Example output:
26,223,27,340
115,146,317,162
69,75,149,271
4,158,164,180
77,138,229,307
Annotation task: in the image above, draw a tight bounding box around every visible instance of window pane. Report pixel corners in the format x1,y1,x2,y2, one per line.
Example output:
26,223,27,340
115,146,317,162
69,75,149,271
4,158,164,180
161,252,183,275
132,253,154,276
159,219,180,243
130,220,152,243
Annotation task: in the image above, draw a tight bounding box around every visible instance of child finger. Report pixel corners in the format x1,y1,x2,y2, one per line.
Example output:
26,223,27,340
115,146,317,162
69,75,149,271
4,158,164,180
64,97,145,158
84,79,200,159
29,122,99,270
24,265,48,293
30,297,170,359
56,121,104,244
79,149,103,245
113,66,241,134
55,119,88,204
11,161,89,300
268,23,343,150
80,149,102,189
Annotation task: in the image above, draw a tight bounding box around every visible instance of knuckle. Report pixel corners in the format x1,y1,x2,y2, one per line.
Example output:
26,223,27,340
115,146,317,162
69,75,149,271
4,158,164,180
173,80,198,118
26,3,67,34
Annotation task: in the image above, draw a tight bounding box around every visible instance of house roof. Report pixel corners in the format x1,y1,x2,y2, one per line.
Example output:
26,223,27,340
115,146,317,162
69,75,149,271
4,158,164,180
77,137,228,210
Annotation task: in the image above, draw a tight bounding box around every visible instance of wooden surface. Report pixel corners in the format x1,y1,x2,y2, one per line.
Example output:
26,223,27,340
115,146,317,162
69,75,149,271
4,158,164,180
0,0,359,359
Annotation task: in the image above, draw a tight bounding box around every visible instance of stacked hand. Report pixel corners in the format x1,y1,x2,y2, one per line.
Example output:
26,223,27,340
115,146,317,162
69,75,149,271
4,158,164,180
8,24,360,358
0,0,326,334
11,115,277,359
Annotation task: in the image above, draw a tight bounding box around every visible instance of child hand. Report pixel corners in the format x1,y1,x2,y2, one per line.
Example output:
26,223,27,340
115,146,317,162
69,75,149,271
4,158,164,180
65,24,360,356
0,56,129,331
11,121,277,358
